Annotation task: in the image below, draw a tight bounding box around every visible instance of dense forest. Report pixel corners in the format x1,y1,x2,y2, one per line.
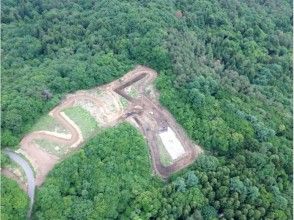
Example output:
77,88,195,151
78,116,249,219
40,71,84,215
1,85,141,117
1,0,292,219
1,175,29,220
33,124,207,219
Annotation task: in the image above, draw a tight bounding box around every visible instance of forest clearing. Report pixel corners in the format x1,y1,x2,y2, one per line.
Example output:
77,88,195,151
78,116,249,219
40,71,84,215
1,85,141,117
7,66,202,187
1,0,291,219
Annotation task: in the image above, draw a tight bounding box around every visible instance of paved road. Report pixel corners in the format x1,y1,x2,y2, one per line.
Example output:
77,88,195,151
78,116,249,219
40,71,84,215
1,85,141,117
4,150,35,218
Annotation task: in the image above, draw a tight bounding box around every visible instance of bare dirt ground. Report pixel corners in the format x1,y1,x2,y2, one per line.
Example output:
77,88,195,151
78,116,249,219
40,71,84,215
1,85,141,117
17,65,202,186
19,91,123,185
108,66,202,177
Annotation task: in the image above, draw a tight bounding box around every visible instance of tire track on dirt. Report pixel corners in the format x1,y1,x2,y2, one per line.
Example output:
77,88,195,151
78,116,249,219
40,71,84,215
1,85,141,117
20,94,122,186
4,150,35,218
113,66,202,178
8,66,202,217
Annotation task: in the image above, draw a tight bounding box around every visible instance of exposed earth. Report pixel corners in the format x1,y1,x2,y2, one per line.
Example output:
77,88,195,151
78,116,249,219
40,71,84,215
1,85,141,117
4,65,203,190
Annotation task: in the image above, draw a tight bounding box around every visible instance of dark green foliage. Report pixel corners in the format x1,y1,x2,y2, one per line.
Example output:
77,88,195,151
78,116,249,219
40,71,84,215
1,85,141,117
1,0,174,146
187,209,203,220
201,205,217,220
33,123,160,219
174,177,187,192
33,124,206,219
2,0,292,218
153,2,292,217
196,155,220,171
186,171,199,187
1,176,29,220
1,152,11,167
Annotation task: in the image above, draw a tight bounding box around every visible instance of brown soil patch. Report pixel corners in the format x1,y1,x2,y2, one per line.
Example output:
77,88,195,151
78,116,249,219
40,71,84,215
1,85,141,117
111,66,203,177
18,65,202,186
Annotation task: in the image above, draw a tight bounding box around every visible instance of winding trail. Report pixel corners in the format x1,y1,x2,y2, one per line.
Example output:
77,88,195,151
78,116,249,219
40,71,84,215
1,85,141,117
4,150,35,218
4,65,202,219
9,65,201,185
20,93,123,186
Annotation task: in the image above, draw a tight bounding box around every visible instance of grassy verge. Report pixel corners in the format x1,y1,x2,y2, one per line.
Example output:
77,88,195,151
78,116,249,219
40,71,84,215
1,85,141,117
63,106,99,139
35,139,67,157
31,115,68,134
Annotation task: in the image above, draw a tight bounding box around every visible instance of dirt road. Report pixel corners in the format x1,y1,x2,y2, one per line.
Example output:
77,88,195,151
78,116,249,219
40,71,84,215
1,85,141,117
2,66,203,220
20,92,124,186
10,65,202,195
113,68,202,177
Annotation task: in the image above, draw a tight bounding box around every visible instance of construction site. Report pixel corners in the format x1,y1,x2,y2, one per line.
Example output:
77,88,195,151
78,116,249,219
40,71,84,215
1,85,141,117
6,66,203,186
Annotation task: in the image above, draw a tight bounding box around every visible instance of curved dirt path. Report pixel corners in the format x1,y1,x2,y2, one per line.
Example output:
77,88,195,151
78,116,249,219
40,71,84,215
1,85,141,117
16,66,157,187
20,93,123,186
5,65,202,219
1,168,27,192
9,65,202,205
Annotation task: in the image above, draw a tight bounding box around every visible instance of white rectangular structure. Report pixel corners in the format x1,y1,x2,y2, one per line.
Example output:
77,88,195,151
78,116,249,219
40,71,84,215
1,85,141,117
159,127,185,160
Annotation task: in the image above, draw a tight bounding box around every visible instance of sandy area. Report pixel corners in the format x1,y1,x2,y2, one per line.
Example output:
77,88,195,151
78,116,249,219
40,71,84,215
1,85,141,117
159,127,185,160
